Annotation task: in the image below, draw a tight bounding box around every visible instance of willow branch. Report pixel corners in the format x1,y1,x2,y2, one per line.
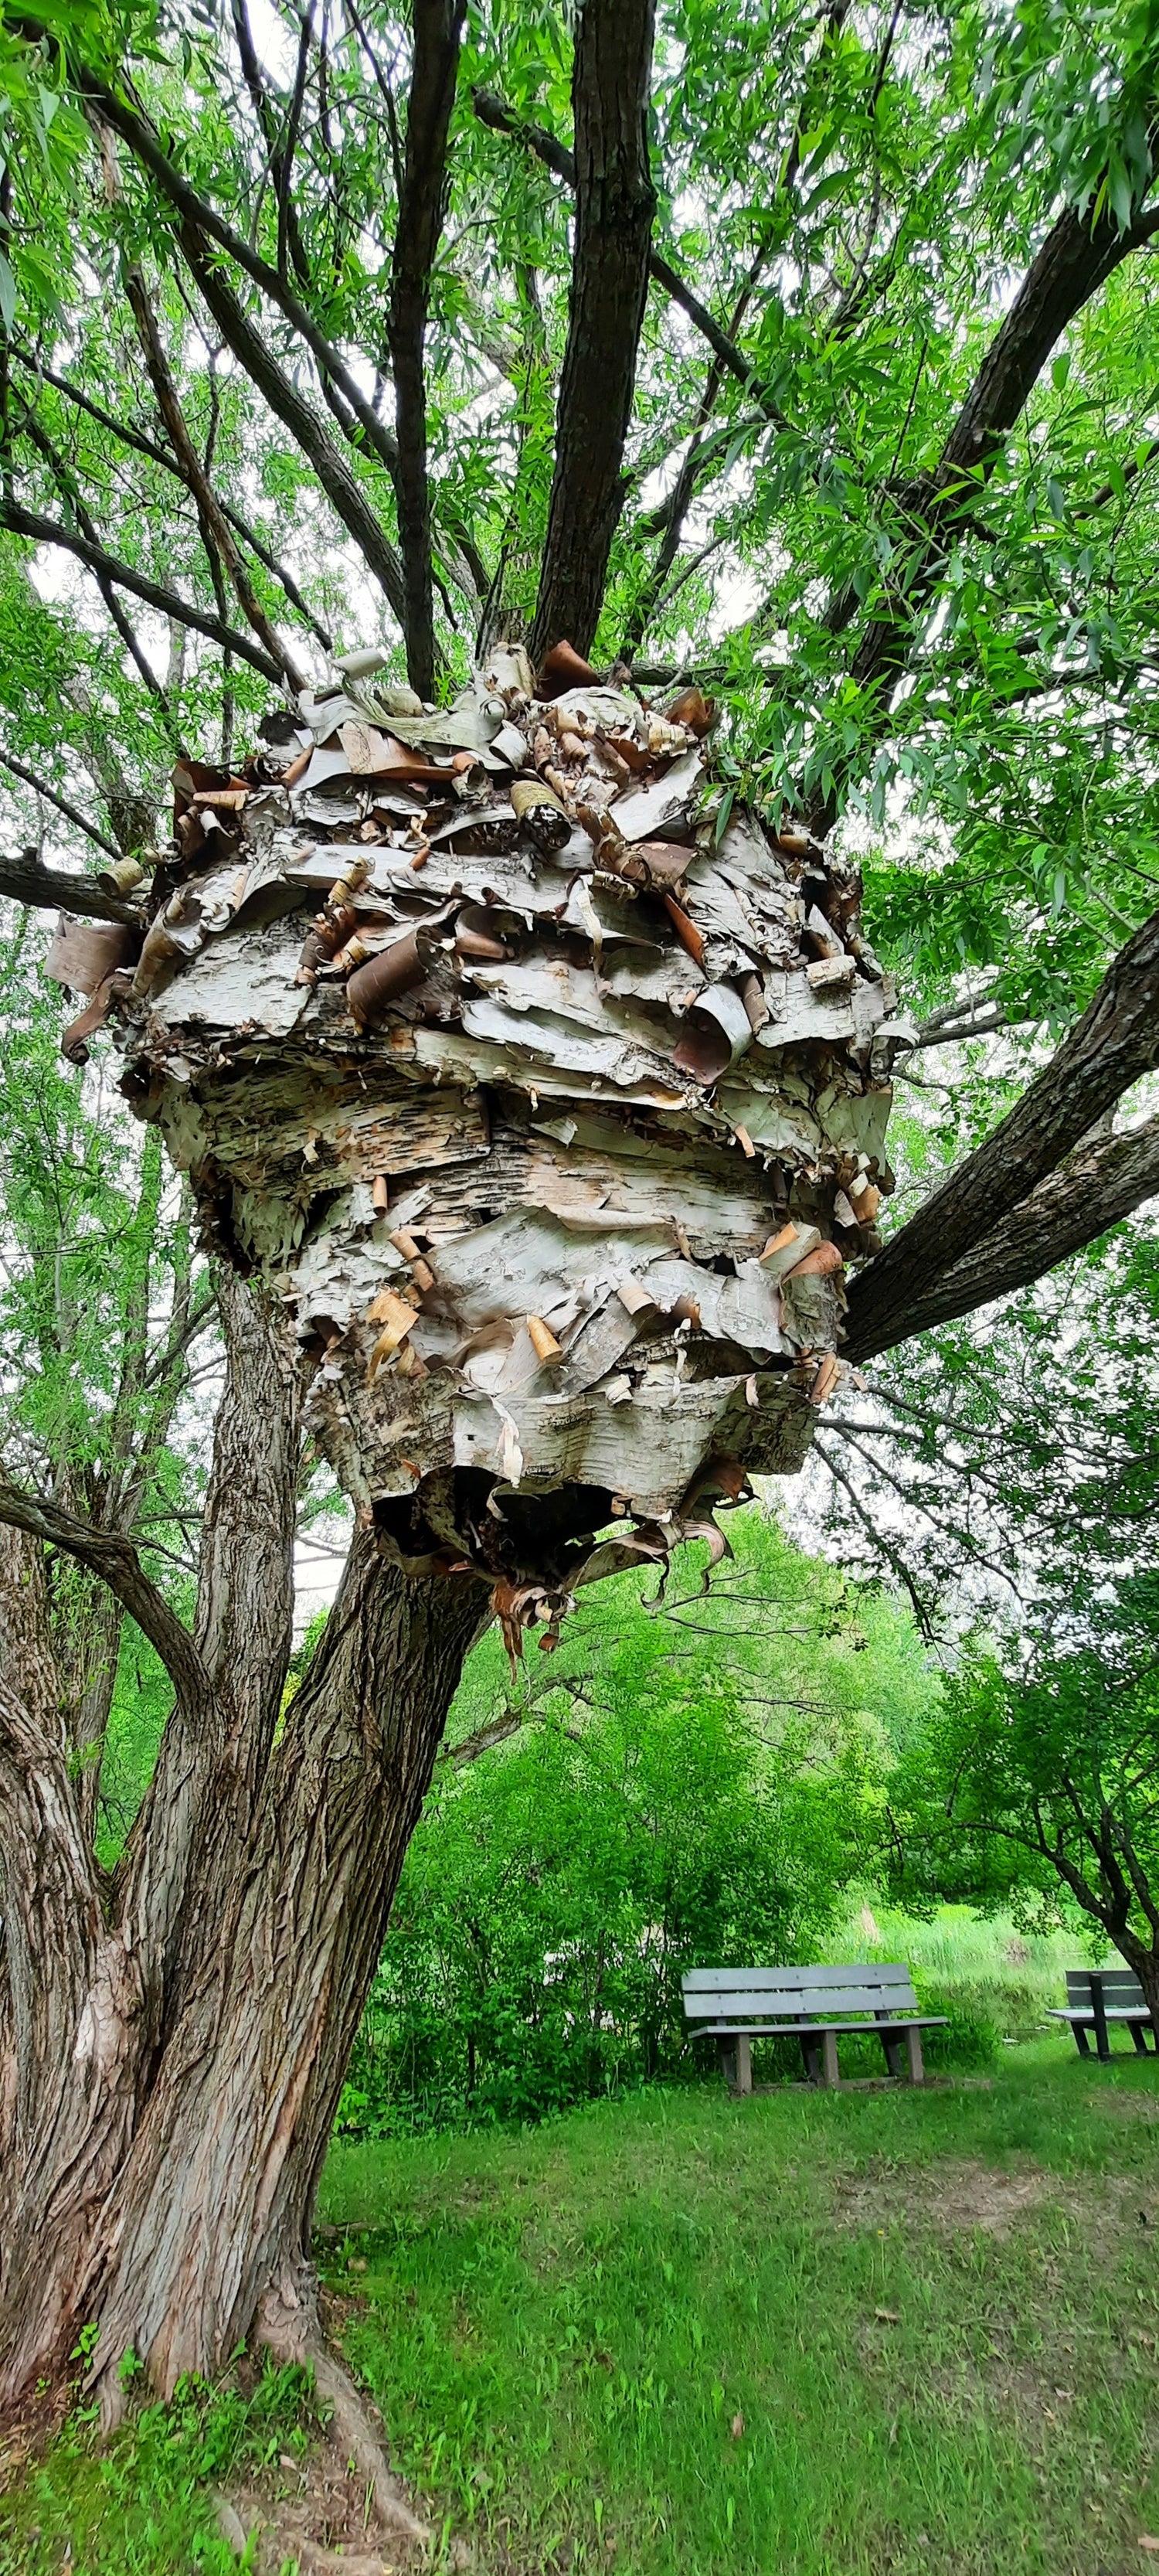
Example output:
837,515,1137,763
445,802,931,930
12,349,333,650
124,265,307,689
0,1475,210,1712
1,500,284,681
846,905,1159,1360
0,765,125,873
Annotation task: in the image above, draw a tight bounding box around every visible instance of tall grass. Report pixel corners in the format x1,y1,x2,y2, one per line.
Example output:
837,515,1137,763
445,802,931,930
823,1902,1100,2040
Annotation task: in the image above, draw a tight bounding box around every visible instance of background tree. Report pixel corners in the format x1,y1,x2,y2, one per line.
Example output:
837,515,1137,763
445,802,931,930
885,1578,1159,2031
2,0,1159,2497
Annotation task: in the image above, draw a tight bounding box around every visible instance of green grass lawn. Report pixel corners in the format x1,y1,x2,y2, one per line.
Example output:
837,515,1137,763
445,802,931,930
3,2037,1157,2574
321,2038,1159,2576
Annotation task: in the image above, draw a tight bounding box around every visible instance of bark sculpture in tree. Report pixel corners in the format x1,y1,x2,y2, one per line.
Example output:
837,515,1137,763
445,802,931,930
55,644,906,1662
3,0,1159,2516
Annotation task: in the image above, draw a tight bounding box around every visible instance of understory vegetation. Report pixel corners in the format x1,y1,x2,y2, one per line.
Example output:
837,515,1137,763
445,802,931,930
5,2040,1157,2576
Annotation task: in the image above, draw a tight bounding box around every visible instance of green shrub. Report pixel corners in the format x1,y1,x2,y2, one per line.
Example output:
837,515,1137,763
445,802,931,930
911,1981,1000,2069
338,1638,878,2135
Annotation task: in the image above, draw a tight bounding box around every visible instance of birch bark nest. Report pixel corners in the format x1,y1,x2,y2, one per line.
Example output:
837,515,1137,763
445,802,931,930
47,643,910,1637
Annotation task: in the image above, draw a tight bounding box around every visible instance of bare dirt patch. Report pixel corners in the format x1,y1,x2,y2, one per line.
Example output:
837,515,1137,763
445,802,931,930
216,2299,437,2574
221,2450,405,2573
831,2155,1137,2241
1086,2086,1159,2125
0,2370,70,2485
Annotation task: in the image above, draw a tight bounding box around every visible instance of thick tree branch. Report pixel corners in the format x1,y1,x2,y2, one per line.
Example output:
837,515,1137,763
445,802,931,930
913,995,1011,1047
0,1475,209,1713
0,767,125,873
0,500,284,682
76,66,403,492
124,267,307,691
812,188,1159,826
846,903,1159,1360
178,223,408,625
855,1111,1159,1352
473,84,766,413
529,0,657,661
444,1710,525,1767
386,0,464,698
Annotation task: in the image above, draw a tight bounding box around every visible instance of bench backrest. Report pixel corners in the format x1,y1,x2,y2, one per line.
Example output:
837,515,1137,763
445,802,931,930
681,1963,919,2025
1065,1966,1147,2009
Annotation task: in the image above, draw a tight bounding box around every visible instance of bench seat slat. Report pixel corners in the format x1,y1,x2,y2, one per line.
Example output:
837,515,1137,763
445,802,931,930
690,2009,947,2030
1047,2005,1151,2023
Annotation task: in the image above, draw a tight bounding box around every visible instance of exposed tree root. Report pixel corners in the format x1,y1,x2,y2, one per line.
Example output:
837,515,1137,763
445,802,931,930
257,2277,431,2554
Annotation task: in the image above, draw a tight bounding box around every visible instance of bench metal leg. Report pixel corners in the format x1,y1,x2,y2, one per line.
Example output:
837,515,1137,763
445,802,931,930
1073,2023,1092,2057
800,2035,822,2086
821,2030,839,2090
1130,2021,1151,2056
880,2032,905,2080
1091,1978,1111,2062
718,2035,752,2095
905,2026,925,2086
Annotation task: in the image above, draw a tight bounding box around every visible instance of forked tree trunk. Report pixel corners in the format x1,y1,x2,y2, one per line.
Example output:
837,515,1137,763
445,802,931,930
0,1255,483,2435
85,1540,481,2416
0,1531,480,2418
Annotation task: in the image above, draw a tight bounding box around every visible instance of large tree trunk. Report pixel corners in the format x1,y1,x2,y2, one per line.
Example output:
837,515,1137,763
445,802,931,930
0,1256,483,2444
0,1527,150,2394
0,1530,480,2420
80,1540,481,2417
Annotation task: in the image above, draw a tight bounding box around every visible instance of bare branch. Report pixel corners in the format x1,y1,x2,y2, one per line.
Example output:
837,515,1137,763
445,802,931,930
0,1475,209,1714
0,765,125,873
0,499,284,682
12,348,334,650
812,1434,935,1637
444,1710,525,1766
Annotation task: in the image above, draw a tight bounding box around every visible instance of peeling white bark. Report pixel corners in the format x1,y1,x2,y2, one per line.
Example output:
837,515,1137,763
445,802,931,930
49,658,906,1627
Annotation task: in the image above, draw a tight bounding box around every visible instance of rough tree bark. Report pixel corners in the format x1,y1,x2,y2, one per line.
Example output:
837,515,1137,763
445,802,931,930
0,1271,481,2468
387,0,465,699
529,0,658,660
845,900,1159,1362
76,1540,481,2436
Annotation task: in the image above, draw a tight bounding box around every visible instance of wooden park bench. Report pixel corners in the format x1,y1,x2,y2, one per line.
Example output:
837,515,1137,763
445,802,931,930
1047,1967,1157,2062
682,1962,946,2094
